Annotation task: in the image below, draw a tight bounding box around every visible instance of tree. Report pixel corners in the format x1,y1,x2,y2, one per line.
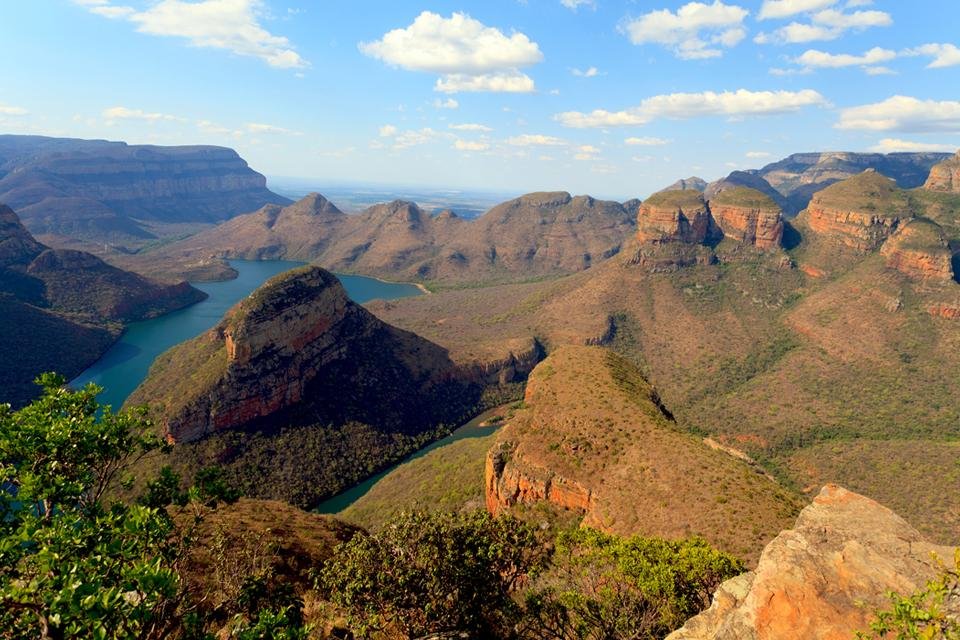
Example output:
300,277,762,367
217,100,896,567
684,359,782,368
321,509,549,639
525,528,744,640
859,550,960,640
0,374,271,639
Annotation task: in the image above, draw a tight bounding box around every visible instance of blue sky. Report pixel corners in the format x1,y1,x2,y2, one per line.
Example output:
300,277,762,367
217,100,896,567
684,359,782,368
2,0,959,199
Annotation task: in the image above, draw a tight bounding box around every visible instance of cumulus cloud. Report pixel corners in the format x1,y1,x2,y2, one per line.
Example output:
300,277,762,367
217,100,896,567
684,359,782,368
754,7,891,44
868,138,958,153
793,46,896,73
102,106,185,122
571,66,600,77
758,0,836,20
433,98,459,109
904,43,960,69
625,136,670,146
379,125,399,137
74,0,308,69
376,126,451,150
454,139,490,151
620,1,749,60
556,89,828,128
746,150,773,158
574,144,601,160
360,11,542,93
506,134,567,146
245,122,297,135
449,123,493,132
837,96,960,133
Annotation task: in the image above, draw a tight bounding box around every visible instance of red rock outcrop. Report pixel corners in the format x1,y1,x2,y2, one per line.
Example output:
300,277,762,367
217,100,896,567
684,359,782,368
805,171,911,251
709,188,784,250
923,150,960,193
667,485,956,640
929,303,960,319
880,219,955,281
636,190,716,245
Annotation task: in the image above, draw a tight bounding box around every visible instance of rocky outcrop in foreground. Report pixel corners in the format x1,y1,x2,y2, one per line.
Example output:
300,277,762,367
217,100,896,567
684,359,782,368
924,150,960,193
667,484,956,640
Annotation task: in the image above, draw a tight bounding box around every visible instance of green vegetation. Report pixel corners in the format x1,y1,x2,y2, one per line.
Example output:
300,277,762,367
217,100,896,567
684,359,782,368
711,186,778,209
858,550,960,639
643,189,706,209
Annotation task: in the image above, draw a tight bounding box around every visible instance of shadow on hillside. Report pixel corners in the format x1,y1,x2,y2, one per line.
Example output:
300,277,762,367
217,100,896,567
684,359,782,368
952,251,960,284
781,221,803,251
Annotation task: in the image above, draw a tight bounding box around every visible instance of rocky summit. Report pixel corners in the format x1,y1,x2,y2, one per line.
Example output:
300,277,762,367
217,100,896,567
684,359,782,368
668,485,956,640
880,218,956,281
924,150,960,193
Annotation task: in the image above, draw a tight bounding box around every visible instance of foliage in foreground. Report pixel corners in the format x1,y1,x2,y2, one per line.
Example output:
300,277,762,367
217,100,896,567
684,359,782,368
0,374,305,639
859,550,960,640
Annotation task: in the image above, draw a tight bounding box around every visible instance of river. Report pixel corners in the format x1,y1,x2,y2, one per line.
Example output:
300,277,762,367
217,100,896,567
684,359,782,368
72,260,423,409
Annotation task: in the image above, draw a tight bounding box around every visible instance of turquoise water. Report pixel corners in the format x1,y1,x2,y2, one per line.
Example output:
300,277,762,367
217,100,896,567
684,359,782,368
315,409,503,514
72,260,423,410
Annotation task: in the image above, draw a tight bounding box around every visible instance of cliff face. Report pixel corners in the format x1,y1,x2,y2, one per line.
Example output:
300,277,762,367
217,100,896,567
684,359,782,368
880,219,955,281
803,170,910,251
0,135,290,241
130,265,471,444
484,346,801,561
636,190,716,245
924,150,960,193
709,188,785,250
667,485,956,640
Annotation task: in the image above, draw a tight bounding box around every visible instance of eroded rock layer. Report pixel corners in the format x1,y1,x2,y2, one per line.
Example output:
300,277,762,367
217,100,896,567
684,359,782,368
667,485,956,640
924,150,960,193
880,219,955,280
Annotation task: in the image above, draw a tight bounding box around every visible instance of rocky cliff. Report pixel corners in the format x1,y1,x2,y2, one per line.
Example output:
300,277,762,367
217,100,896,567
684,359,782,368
924,150,960,193
705,171,789,213
0,134,290,242
636,190,717,245
668,485,956,640
127,265,521,507
880,219,955,281
709,188,785,250
484,346,801,561
803,170,911,251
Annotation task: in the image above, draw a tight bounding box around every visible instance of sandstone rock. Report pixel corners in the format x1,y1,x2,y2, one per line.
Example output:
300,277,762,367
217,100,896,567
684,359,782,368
805,171,911,251
709,188,784,250
880,219,955,281
923,150,960,193
705,171,788,213
667,485,956,640
637,190,716,245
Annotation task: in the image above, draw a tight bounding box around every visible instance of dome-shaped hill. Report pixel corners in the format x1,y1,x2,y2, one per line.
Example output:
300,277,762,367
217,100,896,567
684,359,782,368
880,218,955,281
804,170,913,252
923,150,960,193
710,186,779,209
643,188,707,209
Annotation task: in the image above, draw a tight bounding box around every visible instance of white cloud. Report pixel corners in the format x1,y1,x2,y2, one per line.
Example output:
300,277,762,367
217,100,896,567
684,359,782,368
864,65,896,75
755,7,891,43
506,134,567,146
621,1,749,60
904,43,960,69
102,106,184,122
449,123,493,132
758,0,836,20
868,138,958,153
574,144,601,160
625,136,670,146
434,71,535,94
572,66,600,77
837,96,960,133
794,46,895,69
561,0,595,10
556,88,828,128
454,139,490,151
0,103,28,116
746,150,773,158
245,122,297,135
433,98,459,109
75,0,307,69
379,125,399,137
360,11,542,93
